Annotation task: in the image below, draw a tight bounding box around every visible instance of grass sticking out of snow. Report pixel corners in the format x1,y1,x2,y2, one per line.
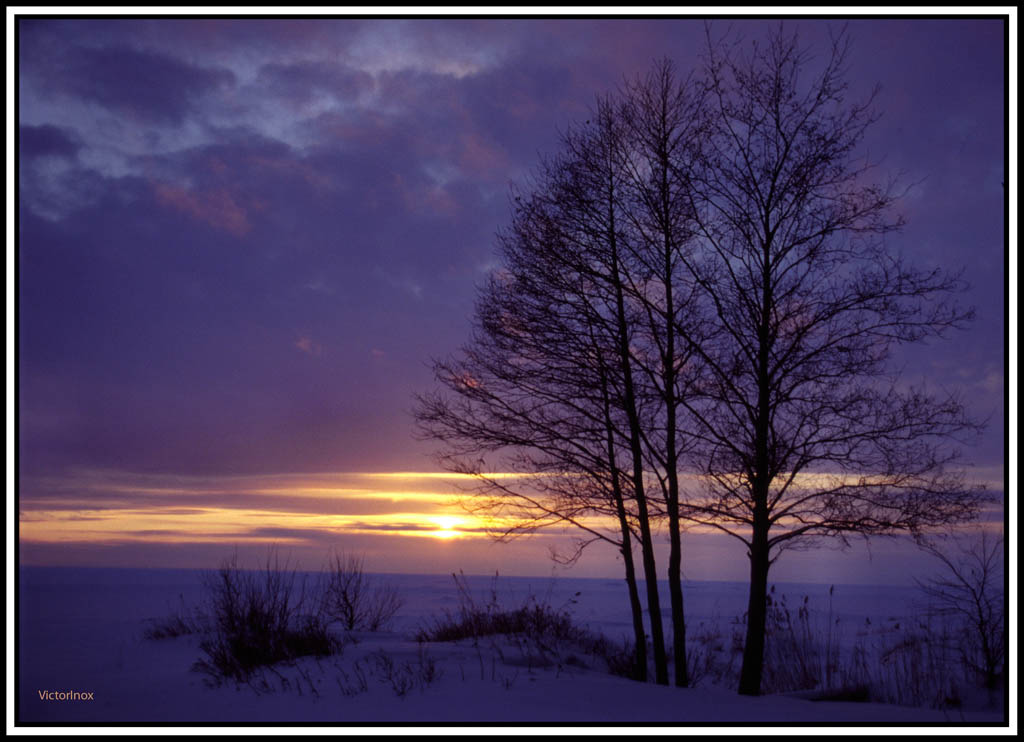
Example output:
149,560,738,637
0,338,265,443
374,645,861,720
681,584,1004,712
191,553,340,683
21,567,1007,723
414,572,638,679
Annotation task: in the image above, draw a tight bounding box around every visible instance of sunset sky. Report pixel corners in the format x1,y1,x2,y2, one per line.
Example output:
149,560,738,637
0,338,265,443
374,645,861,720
14,15,1007,583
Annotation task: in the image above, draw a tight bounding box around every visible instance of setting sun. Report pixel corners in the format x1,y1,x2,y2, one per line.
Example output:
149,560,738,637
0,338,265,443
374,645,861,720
430,515,463,539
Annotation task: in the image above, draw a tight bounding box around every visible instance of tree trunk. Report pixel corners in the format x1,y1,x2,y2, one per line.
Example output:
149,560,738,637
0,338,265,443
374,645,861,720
662,196,688,688
738,222,775,696
620,350,668,686
664,294,688,687
599,363,649,683
738,528,771,695
605,425,648,683
608,178,669,685
667,488,687,686
609,460,648,682
621,539,648,681
634,492,669,685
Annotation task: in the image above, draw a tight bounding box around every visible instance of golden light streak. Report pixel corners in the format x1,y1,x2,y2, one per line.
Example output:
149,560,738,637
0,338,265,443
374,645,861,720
355,471,543,481
17,503,494,544
19,468,1002,551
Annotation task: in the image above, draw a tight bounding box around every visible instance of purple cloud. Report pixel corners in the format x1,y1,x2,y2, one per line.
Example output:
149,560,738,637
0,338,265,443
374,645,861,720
19,124,81,160
256,59,374,105
16,17,1006,575
40,44,235,125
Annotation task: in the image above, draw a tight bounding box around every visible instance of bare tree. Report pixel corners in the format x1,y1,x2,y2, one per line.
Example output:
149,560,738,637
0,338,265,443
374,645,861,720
616,59,708,687
678,25,986,695
555,95,674,685
916,528,1005,691
414,25,986,698
413,101,659,680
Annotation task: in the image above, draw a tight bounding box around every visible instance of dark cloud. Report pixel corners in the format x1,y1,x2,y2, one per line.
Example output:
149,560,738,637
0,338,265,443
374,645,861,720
19,124,81,160
70,45,234,124
344,521,448,533
17,80,510,475
17,487,452,518
256,59,374,105
244,526,337,540
348,522,493,534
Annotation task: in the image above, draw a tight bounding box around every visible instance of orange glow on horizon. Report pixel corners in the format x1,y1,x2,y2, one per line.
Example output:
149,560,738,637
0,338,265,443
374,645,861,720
19,468,1004,557
17,468,531,550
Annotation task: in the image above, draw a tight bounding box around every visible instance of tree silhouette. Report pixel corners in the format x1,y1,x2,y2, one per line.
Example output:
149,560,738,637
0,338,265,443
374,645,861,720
617,59,707,687
413,100,661,681
680,25,986,695
414,24,986,697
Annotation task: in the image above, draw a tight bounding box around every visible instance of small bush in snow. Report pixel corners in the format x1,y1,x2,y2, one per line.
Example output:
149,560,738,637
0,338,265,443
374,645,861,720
193,551,339,682
143,592,208,640
322,551,404,632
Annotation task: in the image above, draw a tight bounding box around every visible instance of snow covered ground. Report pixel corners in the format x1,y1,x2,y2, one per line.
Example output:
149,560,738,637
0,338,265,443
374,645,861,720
15,566,1007,728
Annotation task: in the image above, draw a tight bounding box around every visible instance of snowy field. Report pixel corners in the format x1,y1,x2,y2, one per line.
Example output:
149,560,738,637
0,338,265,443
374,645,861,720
16,566,1006,727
